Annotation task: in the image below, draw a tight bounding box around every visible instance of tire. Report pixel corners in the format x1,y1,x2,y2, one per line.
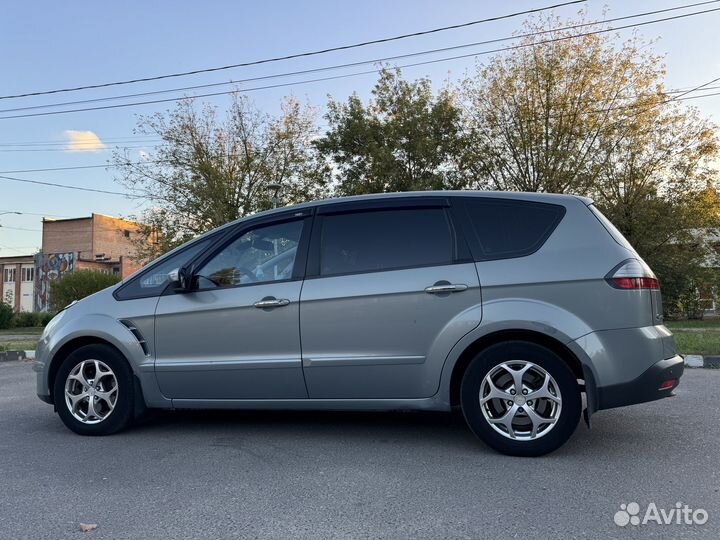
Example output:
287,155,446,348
460,341,581,457
53,344,135,436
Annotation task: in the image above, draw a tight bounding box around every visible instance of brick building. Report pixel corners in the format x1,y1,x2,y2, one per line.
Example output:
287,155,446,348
33,213,143,311
1,213,143,313
0,255,35,312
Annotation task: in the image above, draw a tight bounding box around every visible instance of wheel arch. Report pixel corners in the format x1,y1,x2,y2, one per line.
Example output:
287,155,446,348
448,329,586,409
47,337,127,402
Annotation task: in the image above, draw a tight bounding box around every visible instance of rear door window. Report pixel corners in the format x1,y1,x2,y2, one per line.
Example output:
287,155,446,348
318,208,453,276
463,198,565,260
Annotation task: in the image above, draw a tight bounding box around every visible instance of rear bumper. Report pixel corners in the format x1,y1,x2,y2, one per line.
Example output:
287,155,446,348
597,355,684,410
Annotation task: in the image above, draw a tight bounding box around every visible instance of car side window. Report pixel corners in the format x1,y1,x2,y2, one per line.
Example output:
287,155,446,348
463,198,565,260
319,208,453,277
196,219,304,288
115,236,213,300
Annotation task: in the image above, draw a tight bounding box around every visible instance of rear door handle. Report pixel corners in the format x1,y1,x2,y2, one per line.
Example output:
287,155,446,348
253,297,291,309
424,283,469,294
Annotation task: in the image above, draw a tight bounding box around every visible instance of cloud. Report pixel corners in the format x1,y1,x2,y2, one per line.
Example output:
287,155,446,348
138,150,151,161
64,130,106,152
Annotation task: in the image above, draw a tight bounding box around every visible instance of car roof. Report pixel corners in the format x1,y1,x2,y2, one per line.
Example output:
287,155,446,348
235,190,592,223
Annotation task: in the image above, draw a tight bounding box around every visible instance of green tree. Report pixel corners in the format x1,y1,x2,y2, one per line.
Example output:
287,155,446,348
460,11,720,316
316,69,464,195
113,93,329,261
0,302,13,330
49,271,121,312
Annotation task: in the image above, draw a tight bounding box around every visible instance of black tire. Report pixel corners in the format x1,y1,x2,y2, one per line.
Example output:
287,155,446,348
460,341,581,457
53,344,135,436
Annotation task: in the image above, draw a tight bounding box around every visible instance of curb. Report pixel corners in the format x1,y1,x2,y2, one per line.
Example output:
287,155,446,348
684,355,720,369
0,350,34,362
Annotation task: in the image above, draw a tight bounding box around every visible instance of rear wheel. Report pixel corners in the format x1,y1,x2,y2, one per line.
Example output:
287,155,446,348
460,341,581,456
53,344,135,436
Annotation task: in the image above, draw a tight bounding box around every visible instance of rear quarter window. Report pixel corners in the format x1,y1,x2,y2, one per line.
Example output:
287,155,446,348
463,198,565,260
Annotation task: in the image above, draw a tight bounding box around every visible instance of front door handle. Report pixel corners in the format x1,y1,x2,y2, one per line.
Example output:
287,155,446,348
424,283,469,294
253,297,291,309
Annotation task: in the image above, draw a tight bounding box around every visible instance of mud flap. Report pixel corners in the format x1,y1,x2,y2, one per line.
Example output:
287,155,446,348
582,365,598,429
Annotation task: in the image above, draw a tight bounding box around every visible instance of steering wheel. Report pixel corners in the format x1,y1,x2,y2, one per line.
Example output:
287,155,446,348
234,266,258,283
203,266,258,287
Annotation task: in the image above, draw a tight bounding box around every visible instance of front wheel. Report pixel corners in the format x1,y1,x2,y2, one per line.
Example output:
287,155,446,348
53,344,135,436
460,341,581,457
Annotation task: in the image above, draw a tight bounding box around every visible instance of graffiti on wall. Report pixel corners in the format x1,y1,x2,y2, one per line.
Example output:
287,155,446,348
34,252,75,312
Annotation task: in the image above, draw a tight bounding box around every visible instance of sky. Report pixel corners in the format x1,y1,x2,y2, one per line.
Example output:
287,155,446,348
1,0,720,257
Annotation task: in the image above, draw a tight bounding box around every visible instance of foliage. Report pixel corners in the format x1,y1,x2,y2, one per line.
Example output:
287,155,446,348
12,311,41,328
0,302,13,330
316,69,465,195
110,11,720,317
113,93,329,262
458,11,719,315
49,271,121,312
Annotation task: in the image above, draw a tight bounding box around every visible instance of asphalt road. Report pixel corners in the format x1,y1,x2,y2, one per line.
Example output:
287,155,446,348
1,360,718,540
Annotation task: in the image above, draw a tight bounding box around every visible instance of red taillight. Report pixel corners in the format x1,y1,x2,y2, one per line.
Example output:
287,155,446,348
606,259,660,290
658,379,678,390
610,277,660,290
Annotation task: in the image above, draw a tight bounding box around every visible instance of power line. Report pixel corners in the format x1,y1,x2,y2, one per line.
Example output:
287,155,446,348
0,162,163,174
1,0,717,117
0,85,718,177
0,225,42,232
0,145,156,152
0,137,160,147
0,174,139,197
0,209,71,217
2,4,719,121
0,1,587,101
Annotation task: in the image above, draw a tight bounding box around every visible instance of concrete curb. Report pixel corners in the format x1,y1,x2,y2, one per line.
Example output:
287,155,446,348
0,350,28,362
684,355,720,368
0,350,34,362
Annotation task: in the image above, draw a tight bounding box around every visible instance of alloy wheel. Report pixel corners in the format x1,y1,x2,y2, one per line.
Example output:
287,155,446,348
64,359,119,424
479,360,562,440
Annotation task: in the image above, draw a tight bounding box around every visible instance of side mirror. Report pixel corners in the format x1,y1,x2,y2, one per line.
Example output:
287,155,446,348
168,266,194,292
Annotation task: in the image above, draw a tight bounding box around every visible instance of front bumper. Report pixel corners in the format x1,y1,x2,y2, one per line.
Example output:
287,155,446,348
597,355,684,410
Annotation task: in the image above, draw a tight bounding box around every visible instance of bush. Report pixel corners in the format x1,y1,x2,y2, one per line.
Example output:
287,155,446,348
49,270,121,312
13,311,41,327
38,312,56,326
0,302,13,329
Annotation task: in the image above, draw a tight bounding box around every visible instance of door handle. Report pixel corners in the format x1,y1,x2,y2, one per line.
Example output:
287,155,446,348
424,283,469,294
253,297,291,309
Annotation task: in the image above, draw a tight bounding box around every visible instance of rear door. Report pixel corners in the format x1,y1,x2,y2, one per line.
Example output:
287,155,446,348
299,198,482,399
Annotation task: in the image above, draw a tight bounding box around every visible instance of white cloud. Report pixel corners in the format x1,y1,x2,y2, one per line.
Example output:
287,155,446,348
64,130,106,152
138,150,151,161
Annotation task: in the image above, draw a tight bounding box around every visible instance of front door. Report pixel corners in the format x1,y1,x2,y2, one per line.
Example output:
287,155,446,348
154,216,310,400
300,202,482,399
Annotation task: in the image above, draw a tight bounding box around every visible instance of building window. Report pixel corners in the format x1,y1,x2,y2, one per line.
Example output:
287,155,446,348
123,230,131,238
3,268,16,283
21,267,34,282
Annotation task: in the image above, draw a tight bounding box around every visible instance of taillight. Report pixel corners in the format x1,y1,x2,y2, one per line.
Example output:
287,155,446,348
606,259,660,290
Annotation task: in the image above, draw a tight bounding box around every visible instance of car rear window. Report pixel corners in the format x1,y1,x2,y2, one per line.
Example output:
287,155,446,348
319,208,453,276
463,198,565,260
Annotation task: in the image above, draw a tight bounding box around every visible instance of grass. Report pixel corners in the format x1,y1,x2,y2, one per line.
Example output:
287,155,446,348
0,341,38,353
0,327,44,336
0,327,43,353
666,319,720,356
666,319,720,329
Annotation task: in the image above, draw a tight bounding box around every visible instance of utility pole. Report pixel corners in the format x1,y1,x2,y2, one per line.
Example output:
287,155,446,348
266,183,281,209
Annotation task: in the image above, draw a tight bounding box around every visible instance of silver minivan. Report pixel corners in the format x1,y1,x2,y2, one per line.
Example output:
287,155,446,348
34,191,684,456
